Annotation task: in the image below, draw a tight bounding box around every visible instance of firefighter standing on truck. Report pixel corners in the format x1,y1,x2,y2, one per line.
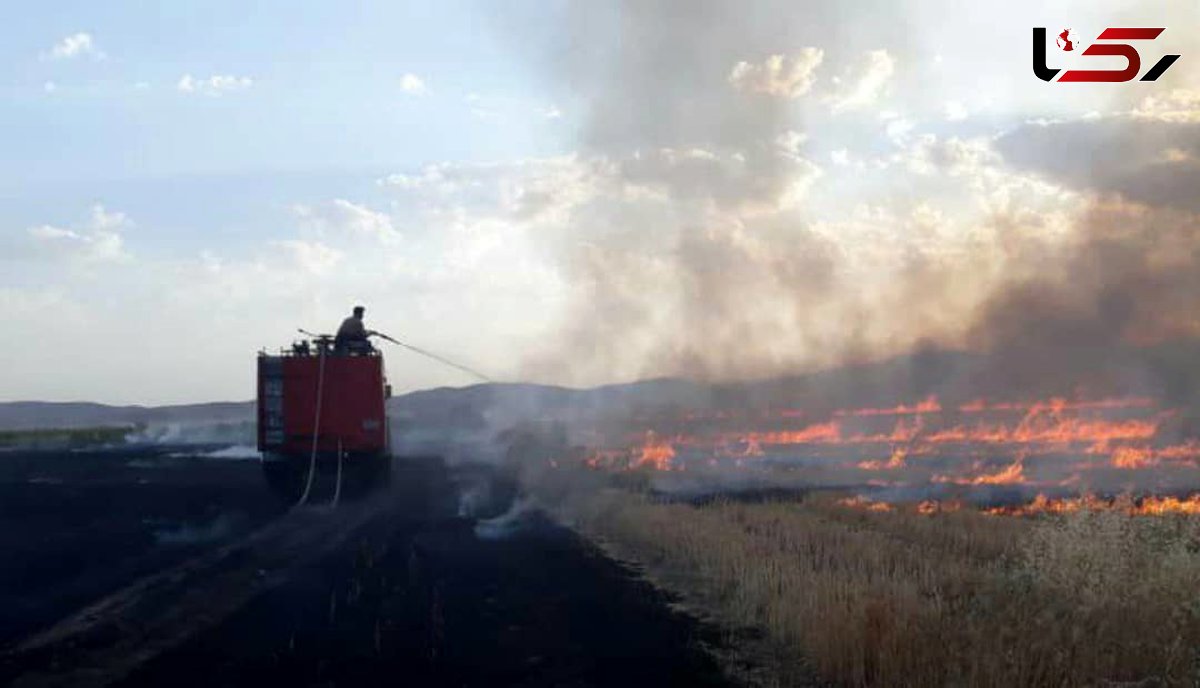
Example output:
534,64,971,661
335,305,376,354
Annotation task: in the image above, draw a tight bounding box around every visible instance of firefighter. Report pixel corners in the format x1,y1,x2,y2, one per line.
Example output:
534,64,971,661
334,305,377,354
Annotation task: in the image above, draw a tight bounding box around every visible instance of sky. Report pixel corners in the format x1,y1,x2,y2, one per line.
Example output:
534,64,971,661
1,1,1198,404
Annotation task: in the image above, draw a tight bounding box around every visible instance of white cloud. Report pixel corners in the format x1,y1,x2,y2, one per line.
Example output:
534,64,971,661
381,156,601,227
379,168,446,192
1132,89,1200,123
24,204,130,264
728,48,824,98
272,239,343,275
618,146,816,211
293,199,399,242
500,158,600,222
88,204,129,231
43,81,56,94
885,116,916,144
400,73,427,95
45,32,104,61
378,162,486,196
543,106,562,119
944,101,968,121
176,74,253,96
775,130,807,159
824,49,895,112
898,134,1000,177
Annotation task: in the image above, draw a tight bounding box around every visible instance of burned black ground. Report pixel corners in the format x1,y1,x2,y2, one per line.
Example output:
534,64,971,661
0,447,283,648
0,447,733,687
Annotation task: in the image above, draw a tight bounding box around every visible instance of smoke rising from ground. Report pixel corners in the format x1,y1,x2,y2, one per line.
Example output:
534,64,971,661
496,2,1200,403
966,196,1200,407
127,421,256,447
376,5,1200,519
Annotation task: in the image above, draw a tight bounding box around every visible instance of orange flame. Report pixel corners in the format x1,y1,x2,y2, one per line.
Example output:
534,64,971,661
933,454,1027,485
857,448,908,471
632,431,677,470
573,393,1200,501
986,493,1200,516
1110,446,1157,469
917,499,963,515
835,396,941,417
836,495,894,512
732,420,841,446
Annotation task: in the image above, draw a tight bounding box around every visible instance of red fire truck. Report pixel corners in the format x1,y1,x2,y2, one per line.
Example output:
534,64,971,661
257,336,391,502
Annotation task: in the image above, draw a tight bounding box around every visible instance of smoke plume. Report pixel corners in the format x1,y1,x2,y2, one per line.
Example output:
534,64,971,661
500,1,1200,404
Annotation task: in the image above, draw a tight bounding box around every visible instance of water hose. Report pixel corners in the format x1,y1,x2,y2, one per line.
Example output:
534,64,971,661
297,327,489,383
373,332,493,383
332,439,344,507
296,345,326,507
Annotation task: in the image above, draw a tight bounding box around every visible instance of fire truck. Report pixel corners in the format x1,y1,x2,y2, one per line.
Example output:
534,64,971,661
257,336,392,502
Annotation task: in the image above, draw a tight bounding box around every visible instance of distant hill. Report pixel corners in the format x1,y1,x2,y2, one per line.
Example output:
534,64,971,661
0,378,709,432
0,401,255,431
385,343,1200,424
5,342,1195,432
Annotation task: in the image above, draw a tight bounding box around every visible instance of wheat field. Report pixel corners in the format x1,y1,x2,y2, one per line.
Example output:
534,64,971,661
560,488,1200,687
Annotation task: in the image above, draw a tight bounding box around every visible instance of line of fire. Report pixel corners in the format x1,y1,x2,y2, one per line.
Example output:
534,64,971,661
550,393,1200,516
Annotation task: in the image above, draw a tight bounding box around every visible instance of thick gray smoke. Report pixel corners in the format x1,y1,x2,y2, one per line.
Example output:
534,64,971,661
381,2,1200,514
953,112,1200,411
500,2,1200,405
509,1,943,384
966,200,1200,405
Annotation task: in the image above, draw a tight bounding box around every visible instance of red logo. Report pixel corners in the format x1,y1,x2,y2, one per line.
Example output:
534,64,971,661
1056,29,1076,51
1033,27,1180,82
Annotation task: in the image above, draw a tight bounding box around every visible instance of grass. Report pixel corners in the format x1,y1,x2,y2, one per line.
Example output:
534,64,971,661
0,425,135,449
556,485,1200,687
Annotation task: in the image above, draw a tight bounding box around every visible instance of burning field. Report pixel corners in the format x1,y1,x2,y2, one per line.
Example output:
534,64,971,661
560,391,1200,515
9,0,1200,684
492,377,1200,686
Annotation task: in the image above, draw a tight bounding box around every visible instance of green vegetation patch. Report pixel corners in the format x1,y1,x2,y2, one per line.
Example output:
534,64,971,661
0,425,137,449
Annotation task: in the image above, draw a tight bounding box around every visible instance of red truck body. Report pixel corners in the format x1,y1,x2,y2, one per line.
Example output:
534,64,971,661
257,350,390,457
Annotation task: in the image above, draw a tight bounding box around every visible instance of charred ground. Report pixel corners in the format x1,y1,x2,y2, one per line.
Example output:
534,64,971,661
0,448,735,688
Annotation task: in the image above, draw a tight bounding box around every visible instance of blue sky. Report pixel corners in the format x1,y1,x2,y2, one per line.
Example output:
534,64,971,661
0,0,578,274
2,1,1198,404
1,1,567,179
